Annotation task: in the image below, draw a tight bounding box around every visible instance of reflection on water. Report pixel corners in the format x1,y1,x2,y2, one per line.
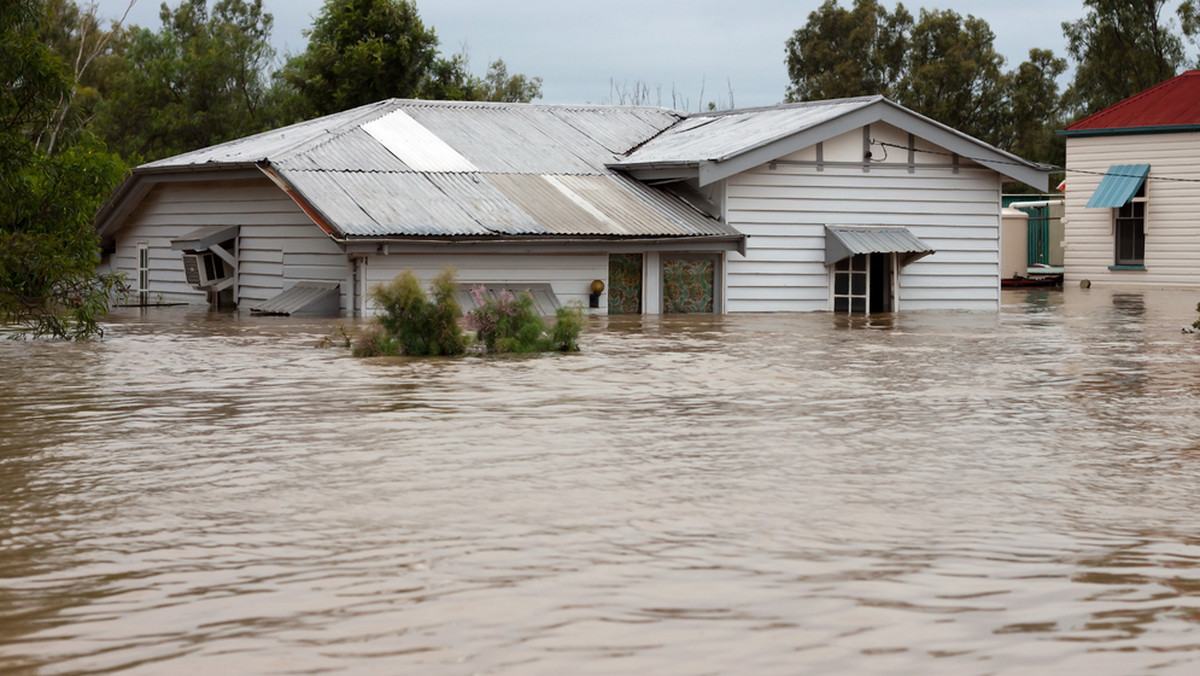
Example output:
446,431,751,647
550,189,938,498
4,287,1200,674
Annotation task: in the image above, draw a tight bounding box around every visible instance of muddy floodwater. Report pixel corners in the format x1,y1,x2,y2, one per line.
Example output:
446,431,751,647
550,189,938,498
5,288,1200,674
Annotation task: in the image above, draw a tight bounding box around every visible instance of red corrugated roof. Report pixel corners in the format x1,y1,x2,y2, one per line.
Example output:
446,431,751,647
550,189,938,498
1065,70,1200,132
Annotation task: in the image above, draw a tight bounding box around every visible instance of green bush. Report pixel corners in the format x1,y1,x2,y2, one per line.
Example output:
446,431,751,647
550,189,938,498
353,269,467,357
464,285,584,354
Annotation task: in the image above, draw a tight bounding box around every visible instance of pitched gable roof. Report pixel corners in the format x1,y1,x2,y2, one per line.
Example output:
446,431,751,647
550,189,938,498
613,96,1049,190
98,100,741,243
1063,70,1200,136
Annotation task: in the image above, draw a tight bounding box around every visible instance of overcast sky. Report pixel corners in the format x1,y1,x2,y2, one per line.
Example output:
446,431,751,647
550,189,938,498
89,0,1195,110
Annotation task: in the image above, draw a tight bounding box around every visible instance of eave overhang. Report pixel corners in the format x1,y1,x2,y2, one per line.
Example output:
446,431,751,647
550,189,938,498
611,99,1051,192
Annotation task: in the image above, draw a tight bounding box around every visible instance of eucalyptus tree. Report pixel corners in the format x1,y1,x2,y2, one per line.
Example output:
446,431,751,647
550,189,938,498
1063,0,1189,118
91,0,280,162
784,0,1067,165
1,0,127,339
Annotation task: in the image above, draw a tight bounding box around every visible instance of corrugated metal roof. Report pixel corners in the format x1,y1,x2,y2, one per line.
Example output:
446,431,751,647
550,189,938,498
1066,70,1200,133
273,128,411,172
140,102,397,169
250,281,341,316
363,110,478,172
123,100,746,242
1085,164,1150,208
824,226,934,266
615,97,879,166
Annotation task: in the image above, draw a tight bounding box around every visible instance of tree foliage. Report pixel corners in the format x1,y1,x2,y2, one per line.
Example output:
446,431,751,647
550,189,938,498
784,0,1067,165
281,0,438,116
1,0,128,339
282,0,542,118
90,0,280,162
785,0,911,102
1062,0,1188,119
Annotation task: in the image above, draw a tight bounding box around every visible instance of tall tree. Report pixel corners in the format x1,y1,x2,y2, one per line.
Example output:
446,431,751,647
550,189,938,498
1,0,127,339
784,1,1067,165
1062,0,1186,118
90,0,279,162
900,8,1009,141
39,0,134,154
1003,48,1068,168
281,0,439,116
282,0,542,118
784,0,911,102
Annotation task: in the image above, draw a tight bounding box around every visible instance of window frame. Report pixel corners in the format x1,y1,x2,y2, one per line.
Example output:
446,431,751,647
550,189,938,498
1112,181,1147,269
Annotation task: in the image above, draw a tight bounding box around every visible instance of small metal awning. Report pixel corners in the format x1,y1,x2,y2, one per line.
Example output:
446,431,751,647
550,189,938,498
170,224,240,251
1086,164,1150,208
824,225,935,267
250,281,341,316
454,283,561,317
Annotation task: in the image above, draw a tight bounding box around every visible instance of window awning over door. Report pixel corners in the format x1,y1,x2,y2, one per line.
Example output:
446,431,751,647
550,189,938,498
170,224,240,251
1085,164,1150,208
824,225,935,267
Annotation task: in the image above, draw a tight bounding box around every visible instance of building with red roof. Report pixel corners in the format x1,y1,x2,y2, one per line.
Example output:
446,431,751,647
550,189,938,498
1060,70,1200,288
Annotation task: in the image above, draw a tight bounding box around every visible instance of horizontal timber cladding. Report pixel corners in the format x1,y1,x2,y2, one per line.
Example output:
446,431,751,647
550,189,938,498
724,158,1002,312
363,252,608,315
1064,132,1200,288
110,176,352,310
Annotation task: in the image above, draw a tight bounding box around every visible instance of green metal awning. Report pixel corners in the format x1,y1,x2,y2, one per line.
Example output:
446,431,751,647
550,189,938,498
824,225,935,267
1085,164,1150,208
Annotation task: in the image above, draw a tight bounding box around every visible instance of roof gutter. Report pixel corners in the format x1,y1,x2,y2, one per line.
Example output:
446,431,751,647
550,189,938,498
344,233,748,256
1058,124,1200,138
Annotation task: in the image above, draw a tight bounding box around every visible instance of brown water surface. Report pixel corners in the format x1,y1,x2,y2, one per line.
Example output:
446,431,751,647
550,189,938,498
4,288,1200,674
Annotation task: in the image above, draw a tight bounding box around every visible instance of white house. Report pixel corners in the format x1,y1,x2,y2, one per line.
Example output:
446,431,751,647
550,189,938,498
1060,70,1200,288
95,96,1049,316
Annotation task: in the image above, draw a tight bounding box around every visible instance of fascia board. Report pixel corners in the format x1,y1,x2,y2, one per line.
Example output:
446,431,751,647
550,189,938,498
617,165,699,183
696,106,881,186
693,99,1049,191
342,235,744,256
95,167,264,241
875,104,1049,191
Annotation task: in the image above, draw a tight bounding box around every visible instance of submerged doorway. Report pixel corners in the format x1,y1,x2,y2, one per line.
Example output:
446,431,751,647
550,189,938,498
662,255,718,313
832,253,894,313
608,253,643,314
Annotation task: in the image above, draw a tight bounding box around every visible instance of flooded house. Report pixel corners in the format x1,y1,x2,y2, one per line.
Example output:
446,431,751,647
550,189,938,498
1061,70,1200,289
95,96,1049,316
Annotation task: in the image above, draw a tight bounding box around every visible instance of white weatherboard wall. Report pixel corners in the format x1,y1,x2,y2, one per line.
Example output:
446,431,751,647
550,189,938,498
111,176,351,309
723,123,1003,312
1064,133,1200,288
362,253,607,315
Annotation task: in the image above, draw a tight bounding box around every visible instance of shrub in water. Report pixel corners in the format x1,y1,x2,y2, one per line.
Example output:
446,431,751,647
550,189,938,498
353,269,467,357
464,285,584,353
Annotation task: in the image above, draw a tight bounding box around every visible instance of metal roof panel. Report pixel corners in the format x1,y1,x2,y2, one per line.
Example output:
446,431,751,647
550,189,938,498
1066,70,1200,132
362,109,477,172
825,225,935,266
616,97,879,166
250,281,341,316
